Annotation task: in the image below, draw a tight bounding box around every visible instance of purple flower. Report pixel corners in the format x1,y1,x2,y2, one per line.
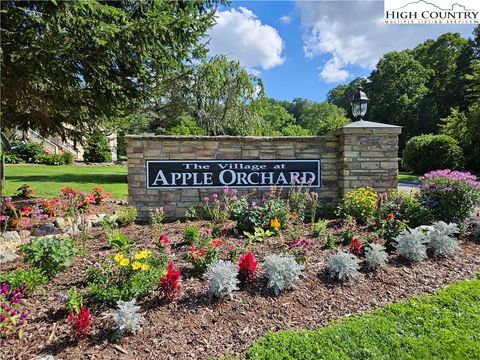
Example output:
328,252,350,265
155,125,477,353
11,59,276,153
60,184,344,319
223,185,229,194
203,196,209,202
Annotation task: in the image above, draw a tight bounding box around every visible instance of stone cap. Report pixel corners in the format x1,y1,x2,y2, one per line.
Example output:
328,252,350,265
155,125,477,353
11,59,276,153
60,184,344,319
125,134,338,142
329,120,402,135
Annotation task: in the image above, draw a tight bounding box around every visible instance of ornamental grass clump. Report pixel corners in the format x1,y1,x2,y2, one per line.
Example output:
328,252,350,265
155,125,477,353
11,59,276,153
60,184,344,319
263,254,304,296
424,221,459,257
205,260,239,300
419,169,480,223
394,228,428,262
364,243,388,270
326,252,360,282
111,299,144,335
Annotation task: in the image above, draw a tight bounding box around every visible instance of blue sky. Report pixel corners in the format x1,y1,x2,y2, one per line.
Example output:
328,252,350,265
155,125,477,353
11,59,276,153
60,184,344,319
206,0,478,102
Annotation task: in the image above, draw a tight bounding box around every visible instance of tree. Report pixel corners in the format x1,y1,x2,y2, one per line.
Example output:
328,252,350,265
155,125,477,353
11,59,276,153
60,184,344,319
1,0,223,138
299,102,349,135
252,98,296,132
83,130,112,163
412,33,470,118
367,51,432,146
326,77,367,120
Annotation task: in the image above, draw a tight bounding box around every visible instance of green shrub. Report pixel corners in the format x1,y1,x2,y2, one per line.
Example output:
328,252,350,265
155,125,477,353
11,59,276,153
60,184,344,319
184,225,200,244
13,142,44,163
19,236,77,278
402,134,464,174
61,152,74,164
0,268,48,295
5,153,22,164
34,153,63,165
116,205,137,226
83,130,112,163
338,187,378,223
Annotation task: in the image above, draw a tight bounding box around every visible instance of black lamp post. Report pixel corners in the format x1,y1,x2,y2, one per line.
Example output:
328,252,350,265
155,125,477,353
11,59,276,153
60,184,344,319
351,86,369,121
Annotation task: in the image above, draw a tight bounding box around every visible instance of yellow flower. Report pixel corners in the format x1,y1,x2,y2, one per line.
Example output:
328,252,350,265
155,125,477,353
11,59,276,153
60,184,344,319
140,264,150,272
134,250,152,260
119,258,130,267
132,261,143,270
113,252,124,263
270,218,281,229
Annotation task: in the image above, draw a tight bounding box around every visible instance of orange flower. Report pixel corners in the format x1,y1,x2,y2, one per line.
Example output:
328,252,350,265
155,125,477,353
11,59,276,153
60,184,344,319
270,218,281,229
387,213,394,222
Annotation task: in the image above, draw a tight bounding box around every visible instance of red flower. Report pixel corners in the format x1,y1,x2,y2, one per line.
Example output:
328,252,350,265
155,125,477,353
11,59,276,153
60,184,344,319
387,213,394,222
21,206,32,216
160,262,181,301
159,234,170,247
68,306,91,338
86,193,96,204
349,237,362,255
210,239,223,248
238,252,257,285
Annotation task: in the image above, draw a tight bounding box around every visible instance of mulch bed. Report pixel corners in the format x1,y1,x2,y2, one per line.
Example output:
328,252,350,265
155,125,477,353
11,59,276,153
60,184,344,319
1,204,480,360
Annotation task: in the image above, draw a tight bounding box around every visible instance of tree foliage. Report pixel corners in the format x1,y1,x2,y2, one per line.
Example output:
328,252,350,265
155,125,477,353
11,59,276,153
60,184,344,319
1,0,223,138
300,102,350,135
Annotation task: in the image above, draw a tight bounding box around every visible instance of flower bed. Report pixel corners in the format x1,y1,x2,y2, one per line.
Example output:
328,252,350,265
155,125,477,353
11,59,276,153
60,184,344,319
0,175,479,359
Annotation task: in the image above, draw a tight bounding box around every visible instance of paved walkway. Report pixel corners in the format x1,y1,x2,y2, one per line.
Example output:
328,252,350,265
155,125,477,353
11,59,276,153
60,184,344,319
398,180,419,191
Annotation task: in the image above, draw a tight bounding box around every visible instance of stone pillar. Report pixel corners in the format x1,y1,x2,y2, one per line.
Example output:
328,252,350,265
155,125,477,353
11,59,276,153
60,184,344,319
331,120,402,197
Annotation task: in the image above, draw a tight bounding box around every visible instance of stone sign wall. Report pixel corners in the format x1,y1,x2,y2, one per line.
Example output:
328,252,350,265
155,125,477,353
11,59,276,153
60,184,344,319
126,121,401,220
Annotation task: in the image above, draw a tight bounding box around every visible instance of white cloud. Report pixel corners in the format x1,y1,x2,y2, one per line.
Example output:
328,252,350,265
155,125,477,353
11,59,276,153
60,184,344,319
279,15,292,24
296,0,476,82
207,7,285,71
320,58,349,82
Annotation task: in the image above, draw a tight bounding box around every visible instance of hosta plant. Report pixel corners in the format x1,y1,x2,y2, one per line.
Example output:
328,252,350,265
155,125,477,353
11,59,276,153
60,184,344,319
263,254,304,296
111,299,144,335
364,243,388,270
205,260,239,300
394,228,428,262
326,252,360,282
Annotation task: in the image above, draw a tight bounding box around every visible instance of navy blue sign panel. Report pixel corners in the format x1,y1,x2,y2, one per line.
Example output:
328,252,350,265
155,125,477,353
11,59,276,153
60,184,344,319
146,160,321,189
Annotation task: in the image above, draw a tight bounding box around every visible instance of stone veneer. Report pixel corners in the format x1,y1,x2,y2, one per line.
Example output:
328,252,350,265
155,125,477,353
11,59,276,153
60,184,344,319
126,121,401,220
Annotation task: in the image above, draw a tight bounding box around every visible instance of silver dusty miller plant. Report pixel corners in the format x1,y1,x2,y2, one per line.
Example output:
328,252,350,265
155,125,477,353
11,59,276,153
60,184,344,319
394,228,428,262
111,299,144,335
364,243,388,270
326,252,360,282
263,254,304,296
423,221,459,257
205,260,239,300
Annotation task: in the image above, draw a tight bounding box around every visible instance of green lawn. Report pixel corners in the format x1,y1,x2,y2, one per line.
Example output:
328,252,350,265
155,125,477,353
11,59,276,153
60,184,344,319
398,172,420,182
247,277,480,360
4,164,128,199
